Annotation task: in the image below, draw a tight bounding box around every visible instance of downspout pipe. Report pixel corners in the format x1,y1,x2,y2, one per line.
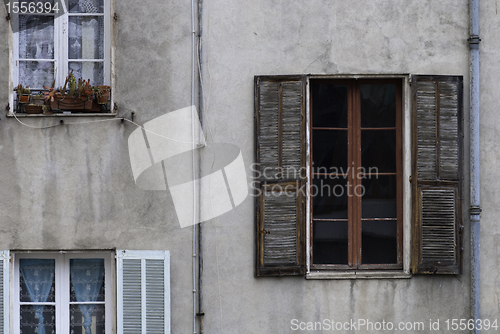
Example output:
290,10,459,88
468,0,481,333
197,1,205,333
192,0,199,332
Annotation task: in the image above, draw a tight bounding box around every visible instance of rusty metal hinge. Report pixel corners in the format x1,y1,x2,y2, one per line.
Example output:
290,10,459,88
409,175,412,183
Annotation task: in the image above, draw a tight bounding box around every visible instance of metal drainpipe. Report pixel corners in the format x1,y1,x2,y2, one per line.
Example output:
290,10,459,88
468,0,481,333
192,0,199,332
197,0,205,333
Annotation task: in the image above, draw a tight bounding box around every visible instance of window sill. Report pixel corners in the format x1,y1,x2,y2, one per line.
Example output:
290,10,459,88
306,270,411,280
7,112,117,117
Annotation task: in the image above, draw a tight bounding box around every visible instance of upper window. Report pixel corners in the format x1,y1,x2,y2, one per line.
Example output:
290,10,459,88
10,0,111,114
254,75,463,278
13,0,110,88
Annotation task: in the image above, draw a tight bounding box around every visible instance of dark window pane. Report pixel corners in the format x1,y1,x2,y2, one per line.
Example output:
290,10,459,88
313,130,348,170
313,221,348,264
360,84,396,128
312,177,348,219
312,83,348,128
361,130,396,173
20,305,55,333
362,221,397,264
70,304,105,334
362,176,397,218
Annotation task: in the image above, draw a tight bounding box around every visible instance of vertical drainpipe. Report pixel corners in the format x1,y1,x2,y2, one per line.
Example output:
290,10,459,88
468,0,481,333
197,0,205,333
192,0,199,332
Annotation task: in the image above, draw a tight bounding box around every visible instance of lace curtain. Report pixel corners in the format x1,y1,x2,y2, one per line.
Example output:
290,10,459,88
18,0,105,88
18,15,54,88
70,259,105,334
19,259,55,334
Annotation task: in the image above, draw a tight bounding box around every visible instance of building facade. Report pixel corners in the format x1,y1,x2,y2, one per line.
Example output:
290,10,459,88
0,0,498,333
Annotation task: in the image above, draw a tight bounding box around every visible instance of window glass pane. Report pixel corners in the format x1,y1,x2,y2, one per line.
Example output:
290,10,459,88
19,61,54,89
20,305,55,334
360,83,396,128
68,0,104,13
70,304,105,334
312,130,348,170
313,221,348,264
19,259,55,303
362,176,397,218
362,221,397,264
68,16,104,59
69,62,104,85
312,176,348,219
70,259,105,302
18,15,54,59
312,83,348,128
361,129,396,173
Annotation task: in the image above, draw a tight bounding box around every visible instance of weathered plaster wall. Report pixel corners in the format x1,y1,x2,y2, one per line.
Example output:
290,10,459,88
199,1,473,333
0,0,196,332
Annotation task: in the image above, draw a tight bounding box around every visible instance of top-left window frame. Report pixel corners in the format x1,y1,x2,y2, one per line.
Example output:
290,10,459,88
7,0,114,116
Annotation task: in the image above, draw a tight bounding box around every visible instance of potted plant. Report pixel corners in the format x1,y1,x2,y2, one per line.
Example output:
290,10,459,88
15,84,31,103
44,71,94,110
32,93,46,106
24,104,43,114
93,85,111,104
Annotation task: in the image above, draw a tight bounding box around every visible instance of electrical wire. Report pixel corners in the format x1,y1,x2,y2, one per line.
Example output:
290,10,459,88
11,111,205,147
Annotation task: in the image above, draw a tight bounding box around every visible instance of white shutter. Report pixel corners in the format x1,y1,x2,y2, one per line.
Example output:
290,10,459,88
117,250,170,334
0,251,9,334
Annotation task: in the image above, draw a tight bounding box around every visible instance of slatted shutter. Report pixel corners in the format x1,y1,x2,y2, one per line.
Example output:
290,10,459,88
411,75,463,274
117,250,170,333
255,76,306,276
0,251,9,334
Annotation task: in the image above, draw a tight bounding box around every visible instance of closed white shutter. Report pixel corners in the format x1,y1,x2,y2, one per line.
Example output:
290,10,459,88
0,250,9,334
117,250,170,334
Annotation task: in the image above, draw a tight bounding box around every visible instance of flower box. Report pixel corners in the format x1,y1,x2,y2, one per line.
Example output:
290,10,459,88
50,94,93,111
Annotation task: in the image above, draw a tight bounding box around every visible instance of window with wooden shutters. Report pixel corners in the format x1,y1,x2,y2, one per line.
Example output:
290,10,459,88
255,76,306,276
254,74,463,278
117,250,171,333
411,75,463,274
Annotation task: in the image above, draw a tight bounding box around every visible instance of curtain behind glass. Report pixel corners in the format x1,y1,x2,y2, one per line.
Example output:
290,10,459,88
70,259,105,334
19,259,55,334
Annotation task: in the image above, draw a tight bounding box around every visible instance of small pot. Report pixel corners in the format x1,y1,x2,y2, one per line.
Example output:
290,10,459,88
96,91,110,104
19,95,31,103
24,104,43,114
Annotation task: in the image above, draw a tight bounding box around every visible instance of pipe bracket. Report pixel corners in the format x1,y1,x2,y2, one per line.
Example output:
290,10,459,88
468,35,481,49
470,206,482,216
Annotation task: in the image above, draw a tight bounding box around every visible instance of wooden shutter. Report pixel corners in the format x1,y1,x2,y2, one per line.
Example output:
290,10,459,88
255,76,306,276
411,75,463,274
117,250,171,333
0,251,8,334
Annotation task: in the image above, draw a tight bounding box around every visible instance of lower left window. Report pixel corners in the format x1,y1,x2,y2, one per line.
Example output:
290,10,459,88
13,252,112,334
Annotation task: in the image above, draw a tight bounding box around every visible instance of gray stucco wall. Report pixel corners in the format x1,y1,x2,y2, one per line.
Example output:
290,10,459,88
199,1,472,333
2,0,500,333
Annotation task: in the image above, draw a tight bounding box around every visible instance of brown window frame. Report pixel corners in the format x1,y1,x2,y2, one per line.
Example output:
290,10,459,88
309,78,403,270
